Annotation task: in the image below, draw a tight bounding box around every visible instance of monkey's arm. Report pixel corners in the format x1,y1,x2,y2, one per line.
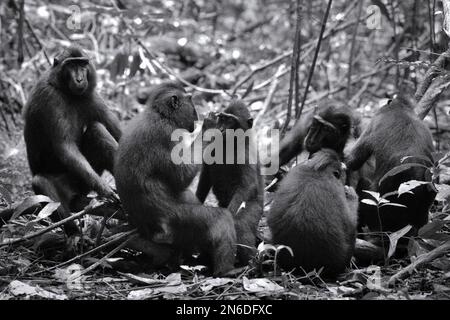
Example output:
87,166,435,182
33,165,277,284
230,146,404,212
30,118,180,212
345,136,373,171
228,169,259,215
94,96,122,141
59,143,112,196
196,168,212,203
50,113,112,196
278,115,312,166
278,129,304,167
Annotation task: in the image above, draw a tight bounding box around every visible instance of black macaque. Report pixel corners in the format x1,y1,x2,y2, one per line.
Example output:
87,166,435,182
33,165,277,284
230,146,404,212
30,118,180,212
114,82,236,276
346,96,436,233
279,100,357,167
22,46,121,235
267,149,358,279
266,100,360,192
196,100,264,265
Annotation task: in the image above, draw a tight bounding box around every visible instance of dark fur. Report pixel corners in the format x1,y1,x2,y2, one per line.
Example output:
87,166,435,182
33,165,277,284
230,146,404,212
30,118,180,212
346,96,436,232
267,149,358,278
196,100,264,265
115,82,236,275
23,46,121,235
278,100,357,166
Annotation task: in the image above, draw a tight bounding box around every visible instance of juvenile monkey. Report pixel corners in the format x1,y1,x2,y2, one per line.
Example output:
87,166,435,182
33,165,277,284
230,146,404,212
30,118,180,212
268,149,358,278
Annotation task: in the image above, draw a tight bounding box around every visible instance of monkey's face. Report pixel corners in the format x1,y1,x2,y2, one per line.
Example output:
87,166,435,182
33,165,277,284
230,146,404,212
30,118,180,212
216,112,253,132
170,93,198,132
305,114,351,153
322,160,347,184
63,60,91,95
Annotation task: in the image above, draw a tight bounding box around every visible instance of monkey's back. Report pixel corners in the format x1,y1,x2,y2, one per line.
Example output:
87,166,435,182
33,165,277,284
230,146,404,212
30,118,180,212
267,166,356,277
115,109,197,237
369,103,435,186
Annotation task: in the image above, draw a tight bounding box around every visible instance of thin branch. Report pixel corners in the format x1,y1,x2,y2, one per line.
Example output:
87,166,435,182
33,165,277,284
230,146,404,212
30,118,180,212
73,234,138,279
346,0,364,99
30,229,137,275
388,240,450,285
296,0,333,121
0,201,105,247
282,0,302,136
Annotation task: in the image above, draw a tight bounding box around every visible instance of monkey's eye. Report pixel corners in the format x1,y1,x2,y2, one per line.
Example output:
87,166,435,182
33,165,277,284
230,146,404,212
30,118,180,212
332,170,341,179
170,95,179,109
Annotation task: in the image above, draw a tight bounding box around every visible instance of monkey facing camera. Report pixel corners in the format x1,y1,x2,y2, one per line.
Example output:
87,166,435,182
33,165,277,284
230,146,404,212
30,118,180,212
17,46,122,235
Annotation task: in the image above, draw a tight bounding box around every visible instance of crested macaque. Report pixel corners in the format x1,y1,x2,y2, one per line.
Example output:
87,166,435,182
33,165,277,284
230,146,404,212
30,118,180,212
22,46,121,235
196,100,264,265
346,96,436,233
266,101,362,192
268,149,358,278
279,100,357,167
115,82,236,275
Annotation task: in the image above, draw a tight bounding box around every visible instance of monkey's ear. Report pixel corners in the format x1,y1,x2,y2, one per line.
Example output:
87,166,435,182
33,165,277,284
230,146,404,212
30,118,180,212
247,118,254,129
170,95,180,109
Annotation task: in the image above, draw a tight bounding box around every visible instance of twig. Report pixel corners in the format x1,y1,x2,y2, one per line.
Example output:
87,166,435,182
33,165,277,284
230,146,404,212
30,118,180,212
73,234,138,279
232,51,293,95
282,0,302,136
254,66,282,126
293,1,302,119
390,0,400,89
30,229,137,275
10,0,50,65
233,2,366,96
346,0,364,99
415,49,450,101
296,0,333,121
388,240,450,285
417,74,450,119
0,201,104,247
17,0,24,65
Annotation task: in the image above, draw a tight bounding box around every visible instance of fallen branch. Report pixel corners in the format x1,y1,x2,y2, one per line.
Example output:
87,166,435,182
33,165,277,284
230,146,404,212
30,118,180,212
30,229,137,275
0,201,104,247
388,240,450,286
73,233,138,279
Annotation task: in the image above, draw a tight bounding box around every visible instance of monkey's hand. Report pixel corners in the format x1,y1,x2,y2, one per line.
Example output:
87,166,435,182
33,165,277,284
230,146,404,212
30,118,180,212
344,185,358,203
96,182,119,203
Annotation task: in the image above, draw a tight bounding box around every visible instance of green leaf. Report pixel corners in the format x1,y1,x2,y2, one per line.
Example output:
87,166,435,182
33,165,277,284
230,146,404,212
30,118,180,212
398,180,430,196
35,202,61,221
361,199,378,206
11,195,52,220
387,225,412,259
362,190,381,201
379,202,407,208
400,156,433,167
379,163,428,186
277,245,294,257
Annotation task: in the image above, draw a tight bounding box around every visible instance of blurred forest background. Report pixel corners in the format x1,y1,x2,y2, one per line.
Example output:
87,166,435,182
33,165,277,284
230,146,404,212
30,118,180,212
1,0,450,300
